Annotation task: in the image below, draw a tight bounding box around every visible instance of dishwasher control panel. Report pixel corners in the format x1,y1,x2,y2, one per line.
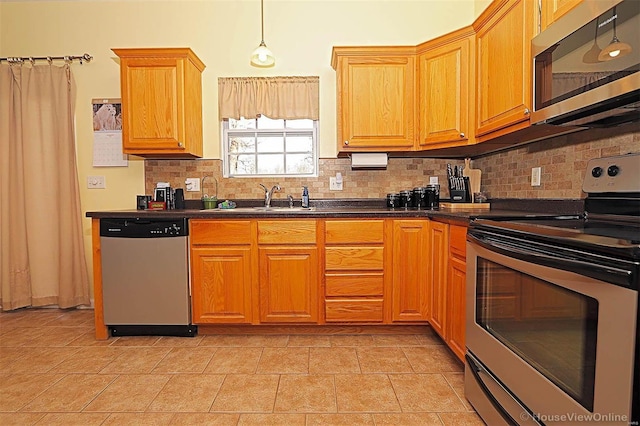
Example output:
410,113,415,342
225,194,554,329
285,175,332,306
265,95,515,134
100,218,188,238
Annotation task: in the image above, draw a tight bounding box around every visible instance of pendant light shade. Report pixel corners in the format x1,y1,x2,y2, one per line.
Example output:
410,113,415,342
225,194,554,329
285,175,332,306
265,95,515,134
251,0,275,67
597,7,632,62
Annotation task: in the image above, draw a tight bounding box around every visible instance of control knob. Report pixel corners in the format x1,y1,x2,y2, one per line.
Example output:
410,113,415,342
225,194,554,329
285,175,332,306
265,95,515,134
591,166,603,178
607,165,620,177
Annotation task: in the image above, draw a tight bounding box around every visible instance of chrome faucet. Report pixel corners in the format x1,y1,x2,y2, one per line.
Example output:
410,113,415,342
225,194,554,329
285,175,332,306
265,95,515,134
259,184,281,208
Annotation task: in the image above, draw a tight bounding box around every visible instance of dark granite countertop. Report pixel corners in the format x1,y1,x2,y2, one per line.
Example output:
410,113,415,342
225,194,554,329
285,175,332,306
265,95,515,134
86,198,584,224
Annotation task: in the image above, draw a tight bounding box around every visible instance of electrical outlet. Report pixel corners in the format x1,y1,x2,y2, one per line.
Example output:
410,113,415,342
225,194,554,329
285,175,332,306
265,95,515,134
87,175,105,189
329,177,343,191
531,167,541,186
185,178,200,192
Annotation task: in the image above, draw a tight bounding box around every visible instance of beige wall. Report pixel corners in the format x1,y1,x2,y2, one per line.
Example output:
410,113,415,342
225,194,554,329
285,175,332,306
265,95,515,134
0,0,477,296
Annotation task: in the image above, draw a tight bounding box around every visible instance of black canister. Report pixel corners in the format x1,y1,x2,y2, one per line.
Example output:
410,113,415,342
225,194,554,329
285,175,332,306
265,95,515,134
399,190,412,209
386,193,400,209
425,184,440,209
413,187,428,209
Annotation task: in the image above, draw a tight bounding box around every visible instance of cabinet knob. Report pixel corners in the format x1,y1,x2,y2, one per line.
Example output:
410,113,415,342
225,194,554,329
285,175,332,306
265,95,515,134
459,132,465,138
178,142,184,148
524,108,531,115
344,140,349,146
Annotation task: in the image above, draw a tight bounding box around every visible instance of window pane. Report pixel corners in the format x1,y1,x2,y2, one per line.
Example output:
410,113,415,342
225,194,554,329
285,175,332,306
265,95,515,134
229,118,256,130
257,135,284,153
257,116,284,129
257,154,284,174
286,153,314,174
286,119,313,129
286,135,312,152
230,154,256,175
229,136,256,153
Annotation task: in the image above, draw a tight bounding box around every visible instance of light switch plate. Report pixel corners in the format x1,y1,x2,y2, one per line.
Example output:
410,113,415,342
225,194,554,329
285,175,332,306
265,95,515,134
87,175,105,189
330,177,343,191
531,167,541,186
185,178,200,192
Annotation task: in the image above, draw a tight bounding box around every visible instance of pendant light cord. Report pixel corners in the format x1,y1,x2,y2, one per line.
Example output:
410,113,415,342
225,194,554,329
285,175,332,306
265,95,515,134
260,0,265,43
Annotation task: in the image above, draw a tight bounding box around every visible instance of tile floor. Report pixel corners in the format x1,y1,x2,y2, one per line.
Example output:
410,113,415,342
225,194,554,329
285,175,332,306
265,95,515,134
0,309,484,425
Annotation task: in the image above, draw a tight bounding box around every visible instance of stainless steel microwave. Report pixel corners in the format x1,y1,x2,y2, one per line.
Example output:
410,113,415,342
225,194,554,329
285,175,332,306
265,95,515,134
531,0,640,127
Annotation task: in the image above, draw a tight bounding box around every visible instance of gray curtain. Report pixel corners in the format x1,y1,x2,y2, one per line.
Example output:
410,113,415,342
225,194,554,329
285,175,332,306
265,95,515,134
0,63,90,310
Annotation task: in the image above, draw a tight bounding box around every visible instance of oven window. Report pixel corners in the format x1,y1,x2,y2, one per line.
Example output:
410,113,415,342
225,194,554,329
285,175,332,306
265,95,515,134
476,259,598,411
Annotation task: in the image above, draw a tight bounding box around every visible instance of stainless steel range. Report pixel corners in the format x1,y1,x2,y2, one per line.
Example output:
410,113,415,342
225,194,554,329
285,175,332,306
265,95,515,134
465,153,640,426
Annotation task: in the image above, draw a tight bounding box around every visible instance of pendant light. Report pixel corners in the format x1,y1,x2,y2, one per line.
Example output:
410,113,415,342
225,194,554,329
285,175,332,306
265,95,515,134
598,7,632,62
582,18,602,63
251,0,275,67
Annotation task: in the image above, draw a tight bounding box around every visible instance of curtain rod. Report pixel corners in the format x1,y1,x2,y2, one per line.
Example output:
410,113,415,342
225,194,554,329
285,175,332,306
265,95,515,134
0,53,93,64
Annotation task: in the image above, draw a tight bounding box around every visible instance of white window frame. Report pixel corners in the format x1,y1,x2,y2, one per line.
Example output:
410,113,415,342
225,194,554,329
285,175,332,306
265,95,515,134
222,117,319,178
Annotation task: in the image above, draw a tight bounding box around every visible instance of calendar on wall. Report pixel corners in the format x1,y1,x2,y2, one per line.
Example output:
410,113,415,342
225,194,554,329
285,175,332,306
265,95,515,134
92,98,128,167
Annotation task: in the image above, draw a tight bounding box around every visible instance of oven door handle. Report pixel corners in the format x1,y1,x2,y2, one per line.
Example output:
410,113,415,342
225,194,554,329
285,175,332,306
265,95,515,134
468,233,633,287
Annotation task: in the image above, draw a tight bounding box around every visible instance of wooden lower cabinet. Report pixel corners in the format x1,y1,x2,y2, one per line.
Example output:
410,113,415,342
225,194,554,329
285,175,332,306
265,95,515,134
447,255,466,361
428,221,449,333
392,220,429,322
191,247,252,324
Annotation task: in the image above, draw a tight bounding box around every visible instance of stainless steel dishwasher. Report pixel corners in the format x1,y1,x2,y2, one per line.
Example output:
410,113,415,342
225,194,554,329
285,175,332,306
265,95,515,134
100,218,196,337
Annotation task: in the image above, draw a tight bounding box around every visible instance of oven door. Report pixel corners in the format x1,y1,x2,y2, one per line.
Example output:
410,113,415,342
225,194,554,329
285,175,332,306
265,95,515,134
465,231,637,425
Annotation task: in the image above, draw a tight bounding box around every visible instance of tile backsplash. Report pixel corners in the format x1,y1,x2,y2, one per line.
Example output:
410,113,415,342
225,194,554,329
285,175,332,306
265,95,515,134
145,122,640,202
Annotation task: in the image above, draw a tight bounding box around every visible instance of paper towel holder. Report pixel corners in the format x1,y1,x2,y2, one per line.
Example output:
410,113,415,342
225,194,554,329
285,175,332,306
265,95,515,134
350,153,388,169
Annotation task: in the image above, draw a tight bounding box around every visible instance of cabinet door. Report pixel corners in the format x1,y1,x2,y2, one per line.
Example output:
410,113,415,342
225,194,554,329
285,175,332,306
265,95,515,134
447,255,466,362
541,0,582,31
259,247,318,323
418,33,473,148
392,220,429,322
336,54,416,151
475,0,534,138
428,221,449,337
191,247,252,324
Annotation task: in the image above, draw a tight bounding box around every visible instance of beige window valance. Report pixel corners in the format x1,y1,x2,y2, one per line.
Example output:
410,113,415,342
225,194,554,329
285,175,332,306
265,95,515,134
218,76,319,121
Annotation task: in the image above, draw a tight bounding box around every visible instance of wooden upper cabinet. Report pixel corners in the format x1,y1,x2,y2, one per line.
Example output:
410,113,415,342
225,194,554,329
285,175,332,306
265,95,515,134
113,48,205,158
417,27,475,149
541,0,582,31
473,0,535,140
331,47,417,152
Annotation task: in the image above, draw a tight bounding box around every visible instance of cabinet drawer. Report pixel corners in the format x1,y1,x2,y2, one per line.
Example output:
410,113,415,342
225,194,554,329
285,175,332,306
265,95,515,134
191,220,251,245
325,247,384,270
325,299,384,322
258,220,316,244
450,224,467,259
325,273,384,296
325,220,384,244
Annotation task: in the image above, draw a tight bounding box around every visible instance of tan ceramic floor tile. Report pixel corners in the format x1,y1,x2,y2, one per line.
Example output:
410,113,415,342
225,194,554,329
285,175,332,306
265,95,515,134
306,413,375,425
309,347,361,374
0,327,47,347
334,374,401,413
33,412,110,425
9,310,65,327
439,411,486,425
204,347,263,374
5,347,80,373
356,347,414,373
211,374,280,412
330,334,375,347
109,336,162,346
43,310,95,327
21,373,117,412
237,413,306,425
51,347,123,373
153,335,204,347
83,374,171,412
0,412,46,425
24,327,91,347
443,372,474,411
66,331,118,347
389,374,467,412
99,347,171,374
200,334,289,347
286,334,331,347
147,374,225,412
274,374,336,413
103,412,174,425
152,347,217,373
0,373,65,411
402,346,463,373
374,413,443,425
0,347,28,373
415,329,444,345
371,334,422,346
256,347,309,374
169,413,240,425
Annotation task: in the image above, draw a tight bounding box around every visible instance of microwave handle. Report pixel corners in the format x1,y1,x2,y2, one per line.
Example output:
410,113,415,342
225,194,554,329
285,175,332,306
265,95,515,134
468,233,633,288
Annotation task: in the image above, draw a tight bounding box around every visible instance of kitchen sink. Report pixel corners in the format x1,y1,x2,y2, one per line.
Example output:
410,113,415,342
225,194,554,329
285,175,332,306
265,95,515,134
202,206,316,212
